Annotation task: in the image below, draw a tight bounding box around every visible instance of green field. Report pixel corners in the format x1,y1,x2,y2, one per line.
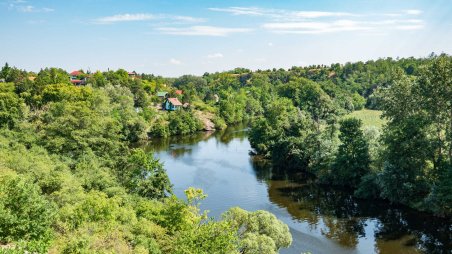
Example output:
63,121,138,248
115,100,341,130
345,109,385,129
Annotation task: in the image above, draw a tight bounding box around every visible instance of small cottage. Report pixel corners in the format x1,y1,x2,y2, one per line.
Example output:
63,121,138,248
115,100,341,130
128,71,138,80
70,70,86,85
175,90,183,95
163,97,182,111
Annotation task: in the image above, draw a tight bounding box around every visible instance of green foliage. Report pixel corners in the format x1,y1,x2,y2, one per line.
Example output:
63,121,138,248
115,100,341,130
249,55,452,216
219,88,247,124
38,95,124,159
0,83,26,129
0,172,55,248
223,207,292,253
35,68,70,87
0,63,298,253
149,115,170,137
330,118,371,187
212,115,227,130
42,83,94,104
168,111,203,136
121,149,172,199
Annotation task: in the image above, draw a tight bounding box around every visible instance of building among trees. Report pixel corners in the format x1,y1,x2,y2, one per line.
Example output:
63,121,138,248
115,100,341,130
163,97,182,111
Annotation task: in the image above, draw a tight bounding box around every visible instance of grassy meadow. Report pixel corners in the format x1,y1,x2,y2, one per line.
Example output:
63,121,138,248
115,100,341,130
345,109,386,129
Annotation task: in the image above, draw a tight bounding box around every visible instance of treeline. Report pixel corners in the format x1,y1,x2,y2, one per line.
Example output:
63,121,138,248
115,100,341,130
0,67,292,252
248,54,452,216
0,54,432,136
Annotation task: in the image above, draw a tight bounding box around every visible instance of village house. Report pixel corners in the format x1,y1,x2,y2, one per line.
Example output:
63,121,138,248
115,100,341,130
163,97,182,111
70,70,86,85
175,89,183,95
128,71,138,80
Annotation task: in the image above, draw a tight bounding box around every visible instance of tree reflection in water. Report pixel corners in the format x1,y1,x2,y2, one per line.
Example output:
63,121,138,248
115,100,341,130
143,126,451,254
251,160,452,253
145,123,249,157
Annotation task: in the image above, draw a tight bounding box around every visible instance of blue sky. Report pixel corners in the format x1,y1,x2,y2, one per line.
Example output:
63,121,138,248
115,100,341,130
0,0,451,76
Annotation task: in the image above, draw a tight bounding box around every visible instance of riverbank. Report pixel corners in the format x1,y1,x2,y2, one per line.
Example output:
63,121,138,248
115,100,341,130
143,126,452,254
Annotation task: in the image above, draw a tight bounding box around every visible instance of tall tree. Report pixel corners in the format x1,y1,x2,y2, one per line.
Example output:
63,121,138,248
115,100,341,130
332,118,370,187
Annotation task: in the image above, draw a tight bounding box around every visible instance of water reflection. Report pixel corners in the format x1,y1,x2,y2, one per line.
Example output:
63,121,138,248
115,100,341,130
145,124,248,156
144,126,451,254
253,162,452,253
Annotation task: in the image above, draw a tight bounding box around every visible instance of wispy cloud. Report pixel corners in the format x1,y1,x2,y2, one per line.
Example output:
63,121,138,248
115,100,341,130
19,5,54,12
210,6,425,34
207,53,224,58
263,19,424,34
93,13,204,24
404,9,422,15
208,7,356,21
94,13,156,24
263,20,369,34
169,58,182,65
5,0,54,12
157,26,252,36
171,15,206,23
8,2,54,13
208,7,266,16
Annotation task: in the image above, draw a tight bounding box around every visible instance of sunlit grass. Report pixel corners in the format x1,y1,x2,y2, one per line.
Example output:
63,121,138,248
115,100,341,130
345,109,386,129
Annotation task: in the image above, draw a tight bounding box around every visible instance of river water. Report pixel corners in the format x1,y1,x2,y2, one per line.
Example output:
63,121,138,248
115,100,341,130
143,126,451,254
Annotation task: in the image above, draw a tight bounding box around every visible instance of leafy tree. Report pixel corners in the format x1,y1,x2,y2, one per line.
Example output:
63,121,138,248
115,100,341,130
331,118,370,187
223,207,292,254
0,171,56,250
0,63,11,80
0,83,27,129
38,97,123,159
35,68,70,87
121,149,172,199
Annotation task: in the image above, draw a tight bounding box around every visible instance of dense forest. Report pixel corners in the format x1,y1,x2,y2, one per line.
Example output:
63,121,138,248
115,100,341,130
0,53,451,252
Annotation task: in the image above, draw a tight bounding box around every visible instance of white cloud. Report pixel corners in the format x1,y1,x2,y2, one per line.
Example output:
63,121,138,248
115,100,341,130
263,20,370,34
171,15,206,23
18,5,33,12
207,53,224,58
94,13,156,24
209,6,425,34
209,7,356,21
263,18,424,34
18,5,54,13
208,7,266,16
395,24,425,30
291,11,356,19
169,58,182,65
404,9,422,15
268,42,273,46
157,26,252,36
93,13,205,25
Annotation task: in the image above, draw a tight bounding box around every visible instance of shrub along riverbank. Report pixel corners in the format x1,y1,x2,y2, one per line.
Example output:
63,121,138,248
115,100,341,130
249,55,452,217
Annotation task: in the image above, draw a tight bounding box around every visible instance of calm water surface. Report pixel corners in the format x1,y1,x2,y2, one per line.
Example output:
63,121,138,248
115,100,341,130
143,126,451,254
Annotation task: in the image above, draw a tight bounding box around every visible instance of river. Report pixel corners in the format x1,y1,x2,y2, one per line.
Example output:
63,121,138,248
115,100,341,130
143,126,451,254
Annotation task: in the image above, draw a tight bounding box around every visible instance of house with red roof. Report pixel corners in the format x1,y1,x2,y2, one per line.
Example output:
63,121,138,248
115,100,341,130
70,70,86,85
175,90,183,95
128,71,139,80
163,97,182,111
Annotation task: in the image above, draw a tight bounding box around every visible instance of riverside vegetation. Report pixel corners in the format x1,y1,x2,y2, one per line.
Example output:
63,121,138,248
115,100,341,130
0,53,450,253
